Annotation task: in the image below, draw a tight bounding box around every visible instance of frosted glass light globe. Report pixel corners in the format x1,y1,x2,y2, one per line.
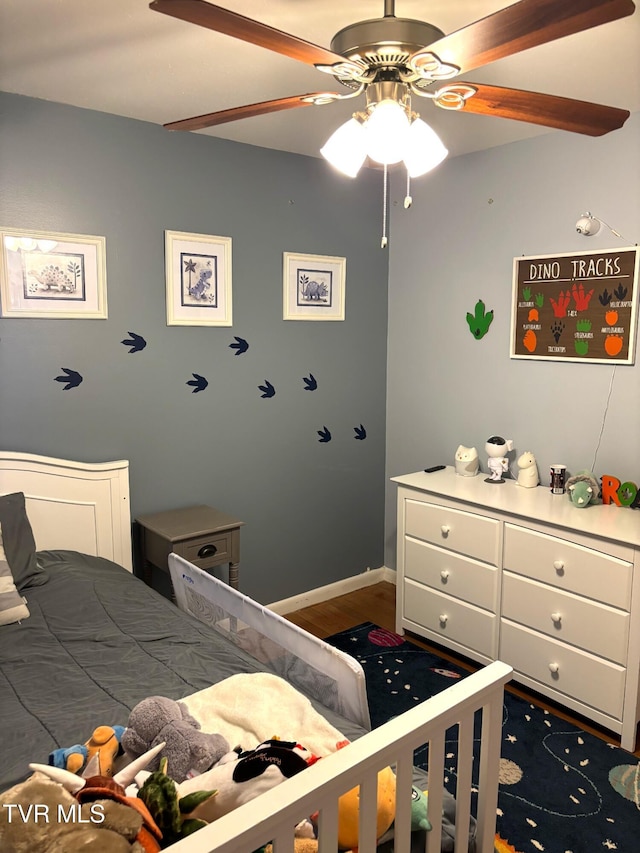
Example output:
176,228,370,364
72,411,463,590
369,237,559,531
364,100,410,165
320,118,367,177
403,118,448,177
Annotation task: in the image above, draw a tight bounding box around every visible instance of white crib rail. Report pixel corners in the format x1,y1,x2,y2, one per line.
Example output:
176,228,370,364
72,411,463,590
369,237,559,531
165,660,512,853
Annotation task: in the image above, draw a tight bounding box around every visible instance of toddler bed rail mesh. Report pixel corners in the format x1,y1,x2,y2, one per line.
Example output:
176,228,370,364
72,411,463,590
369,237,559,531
169,553,371,730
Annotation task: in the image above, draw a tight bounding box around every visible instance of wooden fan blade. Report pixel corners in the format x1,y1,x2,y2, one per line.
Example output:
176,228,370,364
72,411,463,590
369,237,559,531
453,82,630,135
164,93,339,131
427,0,636,75
150,0,345,66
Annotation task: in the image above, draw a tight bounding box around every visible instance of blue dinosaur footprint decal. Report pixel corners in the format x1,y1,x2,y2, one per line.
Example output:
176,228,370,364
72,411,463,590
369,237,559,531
317,426,332,443
303,374,317,391
54,368,83,390
259,380,276,398
229,336,249,355
187,373,208,393
354,424,367,440
121,332,147,353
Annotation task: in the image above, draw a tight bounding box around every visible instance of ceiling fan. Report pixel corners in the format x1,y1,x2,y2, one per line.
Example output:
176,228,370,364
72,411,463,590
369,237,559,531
150,0,635,140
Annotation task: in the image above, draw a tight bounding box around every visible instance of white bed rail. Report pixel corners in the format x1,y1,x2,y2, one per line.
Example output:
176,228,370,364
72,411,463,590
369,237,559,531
166,660,512,853
170,554,371,730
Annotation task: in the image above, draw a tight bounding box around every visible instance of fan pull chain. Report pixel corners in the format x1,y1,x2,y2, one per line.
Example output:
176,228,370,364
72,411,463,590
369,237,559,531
381,164,388,249
404,169,412,208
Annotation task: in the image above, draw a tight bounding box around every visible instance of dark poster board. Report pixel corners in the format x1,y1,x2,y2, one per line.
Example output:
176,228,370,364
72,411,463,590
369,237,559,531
511,247,639,363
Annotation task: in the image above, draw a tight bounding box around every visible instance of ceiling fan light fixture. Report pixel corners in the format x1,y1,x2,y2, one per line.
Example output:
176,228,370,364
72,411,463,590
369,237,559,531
364,99,410,165
320,117,368,177
403,118,448,177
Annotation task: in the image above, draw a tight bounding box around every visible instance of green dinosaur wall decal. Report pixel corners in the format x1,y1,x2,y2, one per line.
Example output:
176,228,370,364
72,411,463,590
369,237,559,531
466,299,494,340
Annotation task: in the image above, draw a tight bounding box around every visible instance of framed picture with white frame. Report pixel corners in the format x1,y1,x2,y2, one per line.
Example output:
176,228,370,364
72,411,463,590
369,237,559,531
165,230,233,327
283,251,346,321
0,227,107,319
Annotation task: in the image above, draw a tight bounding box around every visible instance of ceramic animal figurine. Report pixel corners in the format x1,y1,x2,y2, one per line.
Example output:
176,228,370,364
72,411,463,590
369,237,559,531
454,445,479,477
516,451,539,488
485,436,514,483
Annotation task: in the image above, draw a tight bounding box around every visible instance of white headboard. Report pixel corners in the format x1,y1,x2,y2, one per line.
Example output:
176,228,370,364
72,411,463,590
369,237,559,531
0,452,132,571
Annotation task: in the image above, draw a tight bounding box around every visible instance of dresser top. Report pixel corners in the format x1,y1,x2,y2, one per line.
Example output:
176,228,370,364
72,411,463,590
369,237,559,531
392,467,640,548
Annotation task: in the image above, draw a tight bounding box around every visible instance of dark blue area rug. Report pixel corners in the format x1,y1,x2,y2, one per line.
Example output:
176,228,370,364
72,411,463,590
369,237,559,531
324,622,640,853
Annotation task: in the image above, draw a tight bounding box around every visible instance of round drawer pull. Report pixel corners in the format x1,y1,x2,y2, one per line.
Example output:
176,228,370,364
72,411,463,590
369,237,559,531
551,612,562,625
548,662,559,674
439,614,448,625
440,570,450,581
197,544,218,559
440,525,450,536
553,559,565,573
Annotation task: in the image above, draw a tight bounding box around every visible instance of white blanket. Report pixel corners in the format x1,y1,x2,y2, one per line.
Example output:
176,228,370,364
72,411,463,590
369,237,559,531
181,672,347,757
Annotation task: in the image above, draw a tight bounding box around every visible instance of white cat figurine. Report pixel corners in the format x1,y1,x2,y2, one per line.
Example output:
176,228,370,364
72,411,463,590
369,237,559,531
454,445,479,477
516,451,539,488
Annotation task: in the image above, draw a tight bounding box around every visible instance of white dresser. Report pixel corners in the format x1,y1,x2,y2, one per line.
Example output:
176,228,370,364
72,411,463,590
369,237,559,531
393,467,640,751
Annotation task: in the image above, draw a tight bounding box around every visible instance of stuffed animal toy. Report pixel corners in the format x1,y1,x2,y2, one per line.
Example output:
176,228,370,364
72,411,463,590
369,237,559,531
0,770,157,853
410,786,431,832
566,470,600,508
50,725,126,776
30,744,167,852
140,739,317,825
121,696,229,783
336,763,396,850
137,756,215,847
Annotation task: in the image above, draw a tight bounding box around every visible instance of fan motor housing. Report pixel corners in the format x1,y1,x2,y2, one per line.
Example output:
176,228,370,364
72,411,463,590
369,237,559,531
330,17,445,68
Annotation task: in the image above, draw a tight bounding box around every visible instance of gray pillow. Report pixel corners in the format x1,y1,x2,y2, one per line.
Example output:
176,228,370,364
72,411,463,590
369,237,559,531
0,492,46,589
0,523,30,625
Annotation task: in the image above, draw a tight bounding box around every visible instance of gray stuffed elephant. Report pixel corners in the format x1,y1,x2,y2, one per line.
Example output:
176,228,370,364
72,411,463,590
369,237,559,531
121,696,229,783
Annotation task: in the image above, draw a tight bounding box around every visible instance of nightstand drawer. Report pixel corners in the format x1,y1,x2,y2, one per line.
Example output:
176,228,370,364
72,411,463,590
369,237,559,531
500,620,625,720
175,532,233,569
405,499,499,565
404,578,497,658
502,572,629,664
405,537,497,611
503,523,632,609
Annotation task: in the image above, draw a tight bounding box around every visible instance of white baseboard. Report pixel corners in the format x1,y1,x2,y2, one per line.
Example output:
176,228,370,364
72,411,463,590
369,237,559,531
267,566,396,615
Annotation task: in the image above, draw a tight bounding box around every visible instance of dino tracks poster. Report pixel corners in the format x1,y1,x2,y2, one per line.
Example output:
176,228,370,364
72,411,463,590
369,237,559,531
510,247,639,363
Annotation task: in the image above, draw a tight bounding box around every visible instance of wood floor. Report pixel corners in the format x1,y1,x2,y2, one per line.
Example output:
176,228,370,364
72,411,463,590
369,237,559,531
285,581,640,759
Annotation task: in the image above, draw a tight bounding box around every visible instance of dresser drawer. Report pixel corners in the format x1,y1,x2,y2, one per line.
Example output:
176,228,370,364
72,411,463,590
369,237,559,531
403,578,497,658
500,620,625,720
175,532,233,569
404,499,499,565
502,572,629,664
405,537,498,611
503,523,632,609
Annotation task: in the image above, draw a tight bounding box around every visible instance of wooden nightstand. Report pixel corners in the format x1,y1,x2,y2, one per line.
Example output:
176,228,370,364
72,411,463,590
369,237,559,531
136,505,244,593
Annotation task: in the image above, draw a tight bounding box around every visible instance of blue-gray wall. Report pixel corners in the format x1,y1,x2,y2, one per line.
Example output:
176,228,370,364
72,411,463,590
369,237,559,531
0,92,389,603
385,111,640,566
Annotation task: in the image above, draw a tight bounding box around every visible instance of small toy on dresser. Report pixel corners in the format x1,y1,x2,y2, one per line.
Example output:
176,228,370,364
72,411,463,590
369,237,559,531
454,445,479,477
566,470,600,508
484,436,514,483
516,451,539,488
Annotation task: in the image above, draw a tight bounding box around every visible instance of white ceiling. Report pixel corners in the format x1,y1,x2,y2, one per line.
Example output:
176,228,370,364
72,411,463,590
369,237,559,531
1,0,639,160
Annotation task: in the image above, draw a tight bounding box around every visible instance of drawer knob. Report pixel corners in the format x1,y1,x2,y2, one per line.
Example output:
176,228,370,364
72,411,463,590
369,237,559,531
548,662,559,674
440,570,450,581
197,544,218,559
553,559,565,573
439,614,448,626
440,525,451,536
551,612,562,625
